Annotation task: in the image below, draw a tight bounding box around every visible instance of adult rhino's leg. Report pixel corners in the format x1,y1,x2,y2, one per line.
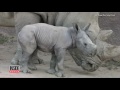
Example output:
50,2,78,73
54,48,66,77
28,49,43,70
11,12,42,65
11,42,22,65
47,52,57,74
32,49,43,64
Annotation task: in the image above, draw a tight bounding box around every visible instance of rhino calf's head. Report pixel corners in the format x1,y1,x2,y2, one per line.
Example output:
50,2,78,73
73,23,97,57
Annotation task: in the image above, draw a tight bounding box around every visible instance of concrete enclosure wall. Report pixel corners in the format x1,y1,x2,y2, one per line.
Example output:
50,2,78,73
0,12,15,27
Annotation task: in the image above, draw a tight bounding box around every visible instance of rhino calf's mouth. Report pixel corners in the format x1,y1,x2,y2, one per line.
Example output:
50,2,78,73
81,60,99,72
69,49,102,72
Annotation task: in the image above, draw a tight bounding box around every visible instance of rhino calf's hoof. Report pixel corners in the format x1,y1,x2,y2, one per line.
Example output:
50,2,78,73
28,64,37,70
47,69,56,74
20,67,32,73
55,71,65,77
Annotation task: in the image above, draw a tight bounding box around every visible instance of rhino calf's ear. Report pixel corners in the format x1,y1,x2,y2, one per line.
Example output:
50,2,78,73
73,23,82,32
83,23,91,31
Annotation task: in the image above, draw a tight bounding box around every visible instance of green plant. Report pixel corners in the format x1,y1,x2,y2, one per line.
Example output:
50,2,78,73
0,34,9,44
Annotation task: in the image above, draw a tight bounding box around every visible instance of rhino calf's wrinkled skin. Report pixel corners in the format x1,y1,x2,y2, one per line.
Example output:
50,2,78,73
18,23,97,77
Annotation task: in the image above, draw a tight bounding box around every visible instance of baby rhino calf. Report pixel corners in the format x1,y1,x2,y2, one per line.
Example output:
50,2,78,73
18,23,97,77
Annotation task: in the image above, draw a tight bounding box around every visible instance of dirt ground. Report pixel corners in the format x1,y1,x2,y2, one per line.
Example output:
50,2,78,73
0,12,120,78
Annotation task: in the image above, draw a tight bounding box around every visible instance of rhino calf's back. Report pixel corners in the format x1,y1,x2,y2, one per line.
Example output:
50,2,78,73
18,23,72,53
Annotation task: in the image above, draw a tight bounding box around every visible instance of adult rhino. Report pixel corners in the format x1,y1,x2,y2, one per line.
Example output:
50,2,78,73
11,12,120,72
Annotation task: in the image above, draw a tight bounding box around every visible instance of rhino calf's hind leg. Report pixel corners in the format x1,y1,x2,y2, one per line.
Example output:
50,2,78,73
13,12,42,65
18,29,37,73
47,53,57,74
20,51,32,73
19,42,36,73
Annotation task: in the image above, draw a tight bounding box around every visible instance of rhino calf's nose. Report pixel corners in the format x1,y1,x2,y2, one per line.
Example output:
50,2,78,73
91,48,97,56
90,44,97,56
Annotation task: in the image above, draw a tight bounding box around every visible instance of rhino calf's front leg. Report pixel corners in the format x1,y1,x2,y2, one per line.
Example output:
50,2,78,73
47,53,57,74
55,48,66,77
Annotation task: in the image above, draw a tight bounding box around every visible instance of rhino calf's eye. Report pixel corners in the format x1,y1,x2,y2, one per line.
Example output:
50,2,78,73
84,43,87,46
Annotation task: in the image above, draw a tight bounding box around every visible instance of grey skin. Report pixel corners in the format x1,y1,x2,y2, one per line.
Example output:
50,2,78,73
11,12,44,65
11,12,99,71
1,12,120,72
69,48,101,72
18,23,97,77
11,12,99,65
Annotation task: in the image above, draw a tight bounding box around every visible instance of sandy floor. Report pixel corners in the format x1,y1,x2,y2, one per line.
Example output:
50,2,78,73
0,27,120,78
0,42,120,78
